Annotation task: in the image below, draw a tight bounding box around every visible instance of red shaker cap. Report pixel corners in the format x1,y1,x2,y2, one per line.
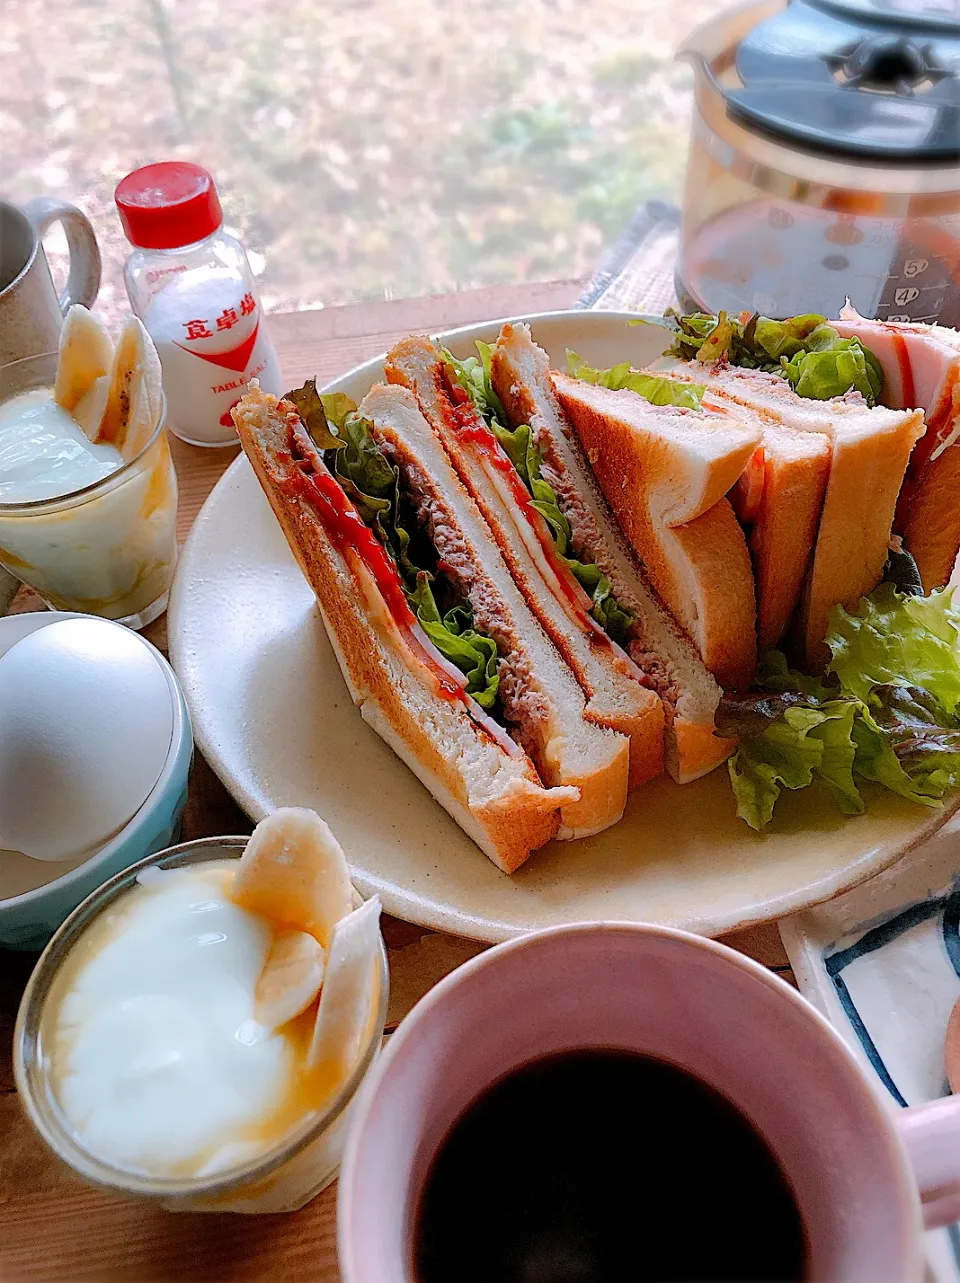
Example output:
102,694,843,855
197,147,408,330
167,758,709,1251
115,162,223,250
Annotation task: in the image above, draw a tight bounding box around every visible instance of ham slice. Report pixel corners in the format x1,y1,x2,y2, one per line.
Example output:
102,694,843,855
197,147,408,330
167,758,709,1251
835,306,960,591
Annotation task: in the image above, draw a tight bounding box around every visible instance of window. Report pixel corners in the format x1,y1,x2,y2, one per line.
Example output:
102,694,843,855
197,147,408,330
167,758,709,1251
5,0,713,323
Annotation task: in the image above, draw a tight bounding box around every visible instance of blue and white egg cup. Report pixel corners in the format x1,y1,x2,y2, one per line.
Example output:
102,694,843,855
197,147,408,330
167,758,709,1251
0,612,192,950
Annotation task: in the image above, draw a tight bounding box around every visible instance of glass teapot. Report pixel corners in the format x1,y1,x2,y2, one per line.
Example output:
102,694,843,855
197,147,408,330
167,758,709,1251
676,0,960,324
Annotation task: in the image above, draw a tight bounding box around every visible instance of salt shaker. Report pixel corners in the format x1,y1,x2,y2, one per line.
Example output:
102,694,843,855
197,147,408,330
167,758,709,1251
116,162,283,448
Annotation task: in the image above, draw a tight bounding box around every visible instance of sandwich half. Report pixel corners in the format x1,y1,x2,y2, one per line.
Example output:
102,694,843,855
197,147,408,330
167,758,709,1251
489,322,735,782
654,329,924,668
834,307,960,593
384,335,669,788
234,380,630,872
653,362,832,652
551,369,761,690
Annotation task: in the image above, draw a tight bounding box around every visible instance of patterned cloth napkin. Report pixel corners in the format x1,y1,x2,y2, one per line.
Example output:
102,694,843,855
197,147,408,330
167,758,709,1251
577,199,681,314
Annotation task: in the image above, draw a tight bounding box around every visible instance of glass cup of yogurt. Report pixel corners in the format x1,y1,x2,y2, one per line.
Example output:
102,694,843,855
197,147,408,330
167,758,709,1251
14,826,389,1214
0,351,178,629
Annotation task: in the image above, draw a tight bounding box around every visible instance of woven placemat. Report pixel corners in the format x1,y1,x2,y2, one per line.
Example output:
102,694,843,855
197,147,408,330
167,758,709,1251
577,199,680,315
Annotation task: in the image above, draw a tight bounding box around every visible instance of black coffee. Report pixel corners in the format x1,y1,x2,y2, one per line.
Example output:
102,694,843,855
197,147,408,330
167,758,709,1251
415,1049,807,1283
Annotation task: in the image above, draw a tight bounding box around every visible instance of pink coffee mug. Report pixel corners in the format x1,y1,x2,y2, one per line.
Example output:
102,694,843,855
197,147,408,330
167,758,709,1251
338,922,960,1283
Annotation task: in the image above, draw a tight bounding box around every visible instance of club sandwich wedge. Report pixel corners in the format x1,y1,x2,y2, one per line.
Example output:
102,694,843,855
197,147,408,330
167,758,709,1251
551,367,761,691
234,380,631,874
385,329,737,783
658,351,924,668
490,324,738,782
649,363,833,652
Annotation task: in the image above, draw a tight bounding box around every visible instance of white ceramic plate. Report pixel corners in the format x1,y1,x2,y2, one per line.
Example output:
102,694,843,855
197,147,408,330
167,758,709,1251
168,309,960,943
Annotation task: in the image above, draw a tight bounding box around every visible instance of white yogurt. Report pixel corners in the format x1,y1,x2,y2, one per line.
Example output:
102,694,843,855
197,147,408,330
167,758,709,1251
0,391,177,623
48,862,300,1177
0,390,121,502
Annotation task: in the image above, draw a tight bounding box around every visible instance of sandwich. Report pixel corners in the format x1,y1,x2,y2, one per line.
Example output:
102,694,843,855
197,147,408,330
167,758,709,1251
489,324,738,781
385,330,736,785
549,362,761,689
233,314,960,845
608,364,832,654
233,378,631,874
833,306,960,594
617,309,960,831
643,312,925,668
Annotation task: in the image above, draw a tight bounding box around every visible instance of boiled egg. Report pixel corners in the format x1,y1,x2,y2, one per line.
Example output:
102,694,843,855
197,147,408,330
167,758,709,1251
0,618,174,862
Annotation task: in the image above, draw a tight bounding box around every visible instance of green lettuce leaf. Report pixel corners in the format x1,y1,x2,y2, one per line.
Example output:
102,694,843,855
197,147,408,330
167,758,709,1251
715,687,824,740
720,655,861,829
566,350,704,410
782,326,883,405
752,649,831,700
728,700,861,831
590,578,636,648
826,583,960,716
286,380,503,717
441,344,638,644
318,392,358,433
634,310,771,369
441,342,507,426
408,573,500,710
853,684,960,805
750,314,824,363
810,703,865,816
723,585,960,829
286,379,346,453
883,543,924,598
639,311,884,406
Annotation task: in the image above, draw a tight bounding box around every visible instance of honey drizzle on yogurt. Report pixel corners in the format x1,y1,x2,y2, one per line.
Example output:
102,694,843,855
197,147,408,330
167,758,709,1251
43,860,368,1180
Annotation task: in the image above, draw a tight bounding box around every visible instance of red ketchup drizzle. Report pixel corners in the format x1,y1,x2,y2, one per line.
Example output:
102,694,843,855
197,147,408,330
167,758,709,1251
283,449,467,703
444,373,602,625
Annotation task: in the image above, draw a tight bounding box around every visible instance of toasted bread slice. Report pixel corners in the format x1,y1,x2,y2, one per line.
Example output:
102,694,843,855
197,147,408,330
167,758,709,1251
900,436,960,593
658,362,831,651
551,374,760,690
835,310,960,592
234,382,620,870
361,381,630,837
687,364,924,668
384,337,662,791
491,323,734,782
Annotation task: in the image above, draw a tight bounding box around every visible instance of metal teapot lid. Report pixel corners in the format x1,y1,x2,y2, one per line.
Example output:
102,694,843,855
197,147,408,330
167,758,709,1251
724,0,960,159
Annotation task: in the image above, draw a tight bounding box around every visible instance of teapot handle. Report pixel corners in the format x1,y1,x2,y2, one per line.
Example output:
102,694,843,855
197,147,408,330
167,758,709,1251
897,1096,960,1228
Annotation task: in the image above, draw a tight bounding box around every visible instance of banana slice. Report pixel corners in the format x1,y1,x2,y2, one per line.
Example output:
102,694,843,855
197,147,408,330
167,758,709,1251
96,316,163,461
308,895,382,1075
254,929,326,1031
54,305,114,419
231,808,354,948
72,374,111,440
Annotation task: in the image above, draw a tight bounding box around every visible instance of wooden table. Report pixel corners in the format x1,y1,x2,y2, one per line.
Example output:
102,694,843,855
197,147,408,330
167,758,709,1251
0,281,792,1282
